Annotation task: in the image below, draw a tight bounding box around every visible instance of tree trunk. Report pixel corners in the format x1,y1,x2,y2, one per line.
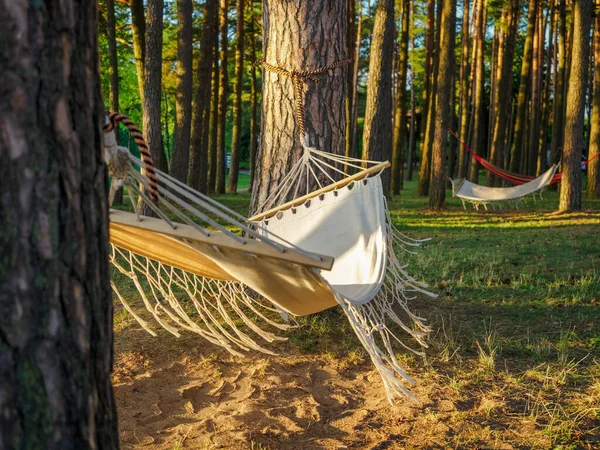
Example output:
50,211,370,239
345,0,357,169
130,0,146,106
406,23,417,182
550,0,567,173
588,10,600,198
248,3,259,192
250,0,348,213
363,0,395,195
527,5,542,176
0,1,118,446
468,0,486,183
208,21,220,194
510,0,538,174
487,0,519,186
391,0,410,195
559,0,592,212
537,6,553,176
216,0,229,195
350,1,363,163
429,0,456,209
188,0,218,192
457,0,471,179
107,0,123,205
171,0,194,183
227,0,245,193
417,0,436,194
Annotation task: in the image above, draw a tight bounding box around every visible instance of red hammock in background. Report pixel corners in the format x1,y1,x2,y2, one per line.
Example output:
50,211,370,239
448,129,600,185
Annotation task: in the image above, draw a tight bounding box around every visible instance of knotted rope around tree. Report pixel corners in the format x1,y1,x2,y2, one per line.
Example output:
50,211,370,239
254,58,351,140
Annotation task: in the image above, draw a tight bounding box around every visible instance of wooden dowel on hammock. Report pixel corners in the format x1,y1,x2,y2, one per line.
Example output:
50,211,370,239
249,161,391,222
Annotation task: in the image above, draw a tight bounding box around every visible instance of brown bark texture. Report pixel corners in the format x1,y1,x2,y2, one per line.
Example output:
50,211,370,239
250,0,348,213
588,11,600,198
559,0,592,211
171,0,194,183
0,1,118,447
468,0,486,184
457,0,470,179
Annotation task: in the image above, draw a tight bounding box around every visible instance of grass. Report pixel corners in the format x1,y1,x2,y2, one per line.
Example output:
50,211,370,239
112,173,600,448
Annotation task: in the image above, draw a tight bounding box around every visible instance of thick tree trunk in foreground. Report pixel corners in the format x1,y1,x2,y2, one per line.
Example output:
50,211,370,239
363,0,395,195
130,0,146,106
391,0,410,195
215,0,229,195
0,1,118,447
559,0,592,212
588,12,600,198
188,0,218,192
510,0,538,174
171,0,194,183
227,0,245,193
429,0,456,209
251,0,347,213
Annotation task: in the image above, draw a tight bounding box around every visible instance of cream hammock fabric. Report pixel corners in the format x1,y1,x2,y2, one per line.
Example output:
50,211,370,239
105,122,434,402
450,164,559,210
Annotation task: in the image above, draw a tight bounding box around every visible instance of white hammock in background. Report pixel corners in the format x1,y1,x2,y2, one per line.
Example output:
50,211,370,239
106,124,435,402
450,164,559,210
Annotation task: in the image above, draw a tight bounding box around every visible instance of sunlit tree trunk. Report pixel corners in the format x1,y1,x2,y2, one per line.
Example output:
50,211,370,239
559,0,592,211
457,0,471,179
130,0,146,106
391,0,410,195
208,23,220,194
171,0,194,183
468,0,486,183
216,0,229,195
509,0,538,174
0,1,118,446
537,6,554,176
363,0,395,195
429,0,456,209
350,1,363,162
588,11,600,198
188,0,218,192
248,2,259,191
527,5,542,176
251,0,348,213
227,0,245,192
550,0,567,171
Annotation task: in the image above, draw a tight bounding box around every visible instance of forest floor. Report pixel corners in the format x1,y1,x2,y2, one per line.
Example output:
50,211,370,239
112,179,600,449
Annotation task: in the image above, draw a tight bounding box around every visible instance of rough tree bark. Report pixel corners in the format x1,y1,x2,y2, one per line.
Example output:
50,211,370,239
130,0,146,106
0,1,118,447
559,0,592,212
487,0,519,186
171,0,194,182
429,0,456,209
363,0,395,195
250,0,348,213
188,0,218,192
510,0,538,173
391,0,410,195
227,0,245,193
588,9,600,198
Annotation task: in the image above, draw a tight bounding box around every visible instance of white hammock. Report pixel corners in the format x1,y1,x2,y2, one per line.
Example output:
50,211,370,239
105,125,435,402
450,164,559,210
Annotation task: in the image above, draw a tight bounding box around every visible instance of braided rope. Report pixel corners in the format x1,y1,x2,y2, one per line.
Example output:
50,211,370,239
255,58,351,138
104,112,159,203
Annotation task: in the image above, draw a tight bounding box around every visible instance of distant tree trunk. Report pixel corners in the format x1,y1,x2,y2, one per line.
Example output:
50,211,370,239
537,6,554,176
345,0,356,169
588,11,600,198
559,0,592,212
216,0,229,195
406,23,417,182
457,0,471,179
0,1,118,446
550,0,567,171
227,0,245,192
363,0,395,195
208,19,220,194
250,0,348,213
188,0,218,192
527,5,542,176
171,0,194,183
350,1,363,162
130,0,146,106
468,0,486,183
391,0,410,195
487,0,519,186
248,4,259,191
141,0,166,218
107,0,123,205
429,0,456,209
417,0,436,195
509,0,538,174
